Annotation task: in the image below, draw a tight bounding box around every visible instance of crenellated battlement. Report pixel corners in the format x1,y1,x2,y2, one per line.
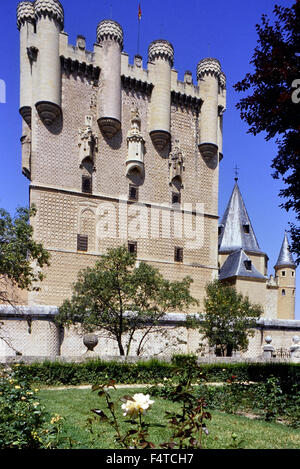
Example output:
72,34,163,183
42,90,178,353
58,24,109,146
34,0,64,29
96,20,124,49
17,1,35,30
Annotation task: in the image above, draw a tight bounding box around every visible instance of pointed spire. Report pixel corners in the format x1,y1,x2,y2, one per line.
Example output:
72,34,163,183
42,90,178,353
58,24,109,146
275,232,296,269
219,181,263,254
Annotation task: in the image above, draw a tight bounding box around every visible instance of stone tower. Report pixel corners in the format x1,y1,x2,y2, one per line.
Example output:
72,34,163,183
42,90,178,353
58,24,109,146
16,0,226,310
275,233,296,320
218,180,297,319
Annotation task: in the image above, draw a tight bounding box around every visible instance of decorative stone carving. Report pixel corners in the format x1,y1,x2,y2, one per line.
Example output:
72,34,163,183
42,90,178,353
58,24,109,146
148,40,174,66
169,139,184,186
78,118,98,167
76,35,86,50
290,335,300,360
36,101,61,127
96,20,123,49
126,105,145,175
83,333,98,353
184,71,193,85
263,336,274,359
197,57,221,79
17,1,35,30
34,0,64,29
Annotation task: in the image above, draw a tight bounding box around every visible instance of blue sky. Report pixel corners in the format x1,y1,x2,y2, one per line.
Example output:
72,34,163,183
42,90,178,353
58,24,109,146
0,0,298,318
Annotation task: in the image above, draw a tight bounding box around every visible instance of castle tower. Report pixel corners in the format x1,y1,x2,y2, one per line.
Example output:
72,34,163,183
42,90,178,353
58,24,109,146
197,58,225,160
218,180,269,276
274,232,296,320
148,40,174,150
34,0,64,126
16,0,226,312
96,20,123,139
17,1,35,127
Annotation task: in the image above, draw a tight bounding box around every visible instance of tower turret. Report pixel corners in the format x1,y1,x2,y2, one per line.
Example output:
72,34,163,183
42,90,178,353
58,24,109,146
34,0,64,126
274,232,296,319
96,20,123,139
148,40,174,151
197,57,222,159
17,1,35,127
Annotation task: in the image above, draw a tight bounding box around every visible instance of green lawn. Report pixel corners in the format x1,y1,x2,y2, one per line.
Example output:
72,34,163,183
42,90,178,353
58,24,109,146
37,386,300,449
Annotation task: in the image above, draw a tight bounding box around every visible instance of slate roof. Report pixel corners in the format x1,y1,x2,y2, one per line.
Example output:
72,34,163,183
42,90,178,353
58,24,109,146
218,182,264,255
274,232,296,268
219,249,266,281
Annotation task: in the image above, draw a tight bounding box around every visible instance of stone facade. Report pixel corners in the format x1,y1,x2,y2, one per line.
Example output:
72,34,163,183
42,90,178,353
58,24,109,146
18,0,223,312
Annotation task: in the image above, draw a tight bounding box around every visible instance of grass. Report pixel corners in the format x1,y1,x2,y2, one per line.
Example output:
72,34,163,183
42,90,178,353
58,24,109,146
38,386,300,449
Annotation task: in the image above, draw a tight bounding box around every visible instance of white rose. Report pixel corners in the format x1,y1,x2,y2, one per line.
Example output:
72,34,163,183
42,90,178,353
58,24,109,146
121,393,154,419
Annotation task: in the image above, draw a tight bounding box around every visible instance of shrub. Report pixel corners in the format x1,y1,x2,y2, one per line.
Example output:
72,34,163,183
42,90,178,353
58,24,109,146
0,366,65,448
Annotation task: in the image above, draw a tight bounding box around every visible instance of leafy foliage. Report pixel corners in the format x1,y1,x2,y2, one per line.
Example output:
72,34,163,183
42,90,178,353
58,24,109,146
0,205,50,304
0,366,65,448
234,1,300,262
56,245,198,356
200,280,263,356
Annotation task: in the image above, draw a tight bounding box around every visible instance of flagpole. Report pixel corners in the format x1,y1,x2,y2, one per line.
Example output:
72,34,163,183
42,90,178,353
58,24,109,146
137,18,141,55
137,3,141,56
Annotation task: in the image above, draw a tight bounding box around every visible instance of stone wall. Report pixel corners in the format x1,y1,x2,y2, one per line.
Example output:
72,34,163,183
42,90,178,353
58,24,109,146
1,306,299,361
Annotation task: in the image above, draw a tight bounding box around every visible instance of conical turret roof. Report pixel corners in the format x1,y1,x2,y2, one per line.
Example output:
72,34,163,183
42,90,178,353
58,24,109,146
218,181,263,254
275,232,296,269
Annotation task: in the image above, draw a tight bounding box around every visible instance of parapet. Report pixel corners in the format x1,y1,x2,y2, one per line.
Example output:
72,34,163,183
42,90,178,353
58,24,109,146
17,1,35,30
96,20,124,49
148,39,174,66
34,0,64,30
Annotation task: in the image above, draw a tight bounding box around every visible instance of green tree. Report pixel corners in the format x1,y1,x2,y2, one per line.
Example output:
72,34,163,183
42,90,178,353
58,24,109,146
56,245,198,356
200,280,263,357
0,205,50,305
234,1,300,263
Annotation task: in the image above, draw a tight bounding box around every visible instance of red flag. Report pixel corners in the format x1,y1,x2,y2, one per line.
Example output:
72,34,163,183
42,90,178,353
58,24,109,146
138,3,142,20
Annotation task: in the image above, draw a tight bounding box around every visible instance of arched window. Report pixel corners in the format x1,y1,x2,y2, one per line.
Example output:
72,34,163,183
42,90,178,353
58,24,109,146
282,289,286,296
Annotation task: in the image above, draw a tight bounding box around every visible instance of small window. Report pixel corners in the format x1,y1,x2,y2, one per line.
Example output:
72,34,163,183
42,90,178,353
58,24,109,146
129,184,138,201
128,241,137,255
218,226,222,236
77,234,88,252
243,224,250,234
282,271,286,277
244,260,252,271
172,192,181,205
292,271,295,277
282,289,286,296
174,246,183,262
82,175,92,194
293,289,295,296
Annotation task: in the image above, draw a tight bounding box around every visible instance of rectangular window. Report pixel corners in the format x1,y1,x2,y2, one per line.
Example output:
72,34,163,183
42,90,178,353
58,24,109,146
244,260,252,271
243,224,250,234
174,246,183,262
128,241,137,255
172,192,181,205
82,175,92,194
129,184,138,201
282,271,286,277
77,234,88,252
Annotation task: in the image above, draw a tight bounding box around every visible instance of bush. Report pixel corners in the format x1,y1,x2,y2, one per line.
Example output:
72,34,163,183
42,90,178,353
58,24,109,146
0,366,65,448
10,359,300,391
